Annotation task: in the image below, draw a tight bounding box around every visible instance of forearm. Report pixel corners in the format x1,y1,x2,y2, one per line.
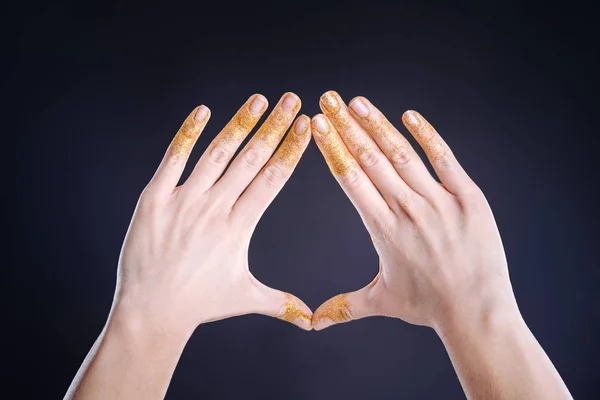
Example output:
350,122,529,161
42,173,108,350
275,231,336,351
437,306,572,400
64,310,191,400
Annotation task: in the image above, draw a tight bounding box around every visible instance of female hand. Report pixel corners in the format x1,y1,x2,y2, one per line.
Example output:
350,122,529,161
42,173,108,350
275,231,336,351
310,91,517,332
113,93,313,336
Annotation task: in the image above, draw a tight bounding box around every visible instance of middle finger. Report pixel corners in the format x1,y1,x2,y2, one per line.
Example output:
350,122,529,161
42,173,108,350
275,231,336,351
320,90,414,213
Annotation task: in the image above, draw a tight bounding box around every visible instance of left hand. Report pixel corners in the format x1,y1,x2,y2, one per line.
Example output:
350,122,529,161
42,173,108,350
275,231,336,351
112,93,313,337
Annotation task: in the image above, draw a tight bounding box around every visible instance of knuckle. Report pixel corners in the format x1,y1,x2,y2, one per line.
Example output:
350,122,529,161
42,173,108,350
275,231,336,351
457,186,487,212
395,194,414,215
208,144,230,164
263,164,288,186
340,169,362,189
242,147,266,168
358,150,380,168
429,141,451,168
391,146,411,168
138,187,163,213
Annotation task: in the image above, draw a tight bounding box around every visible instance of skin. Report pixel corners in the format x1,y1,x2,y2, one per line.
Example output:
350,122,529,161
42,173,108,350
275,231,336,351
64,93,313,400
64,90,572,399
311,90,572,399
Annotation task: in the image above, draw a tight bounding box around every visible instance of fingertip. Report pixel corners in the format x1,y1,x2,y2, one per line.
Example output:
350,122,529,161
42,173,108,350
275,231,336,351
320,90,342,114
294,114,310,135
321,89,340,100
348,96,370,118
311,114,330,136
402,110,421,127
283,91,301,104
277,293,313,331
194,105,211,122
311,294,352,330
312,318,335,331
249,93,268,114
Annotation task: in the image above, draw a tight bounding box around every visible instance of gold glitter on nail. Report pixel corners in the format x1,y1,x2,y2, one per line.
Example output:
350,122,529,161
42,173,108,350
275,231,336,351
255,94,300,148
322,92,373,155
349,98,417,165
274,116,309,168
218,96,266,145
168,107,208,158
320,91,341,114
313,294,352,325
278,293,312,325
403,111,447,161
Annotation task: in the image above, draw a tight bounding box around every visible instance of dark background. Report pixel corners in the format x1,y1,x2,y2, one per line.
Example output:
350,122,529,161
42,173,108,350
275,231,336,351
6,1,599,398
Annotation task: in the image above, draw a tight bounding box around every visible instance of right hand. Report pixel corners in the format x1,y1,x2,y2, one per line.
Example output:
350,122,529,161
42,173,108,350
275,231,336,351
311,91,520,333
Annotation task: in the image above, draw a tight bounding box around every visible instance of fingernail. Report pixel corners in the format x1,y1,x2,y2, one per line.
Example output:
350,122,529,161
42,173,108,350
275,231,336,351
312,115,330,135
350,98,369,117
250,95,267,115
320,91,341,114
195,105,209,122
403,110,421,127
282,93,299,112
296,317,313,330
295,116,308,135
278,295,313,331
313,318,334,331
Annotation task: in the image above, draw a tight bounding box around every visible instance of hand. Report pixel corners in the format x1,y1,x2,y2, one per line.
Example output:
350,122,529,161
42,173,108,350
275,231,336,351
113,93,313,336
310,91,518,332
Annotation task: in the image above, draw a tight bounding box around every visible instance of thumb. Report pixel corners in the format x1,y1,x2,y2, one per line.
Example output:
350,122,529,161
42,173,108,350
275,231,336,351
312,266,383,331
250,279,313,331
311,286,379,331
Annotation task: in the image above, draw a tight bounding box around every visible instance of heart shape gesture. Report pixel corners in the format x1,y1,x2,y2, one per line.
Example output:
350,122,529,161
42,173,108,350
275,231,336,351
66,91,572,400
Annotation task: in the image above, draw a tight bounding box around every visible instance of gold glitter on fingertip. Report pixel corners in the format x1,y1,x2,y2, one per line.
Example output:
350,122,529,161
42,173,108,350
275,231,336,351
278,294,312,326
402,110,421,127
256,94,300,148
320,91,341,114
168,106,207,158
218,98,265,145
276,125,309,168
313,294,352,325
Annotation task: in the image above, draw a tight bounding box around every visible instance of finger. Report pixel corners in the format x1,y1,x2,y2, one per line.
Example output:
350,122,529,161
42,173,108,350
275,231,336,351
348,97,441,197
182,94,268,194
312,287,377,331
212,92,301,202
232,115,311,223
311,114,392,230
148,105,210,191
402,110,477,195
250,279,313,331
320,91,414,214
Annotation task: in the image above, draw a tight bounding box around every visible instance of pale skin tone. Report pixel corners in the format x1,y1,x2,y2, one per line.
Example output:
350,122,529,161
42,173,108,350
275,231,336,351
65,91,572,400
65,93,313,400
311,90,572,399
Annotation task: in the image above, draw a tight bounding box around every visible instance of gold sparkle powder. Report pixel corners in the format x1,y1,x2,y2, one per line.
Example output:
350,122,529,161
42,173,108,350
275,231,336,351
217,96,267,145
321,91,373,155
312,294,352,325
255,95,300,148
278,293,312,324
275,116,310,168
320,91,341,114
362,109,412,160
320,132,354,175
402,111,447,161
168,107,209,158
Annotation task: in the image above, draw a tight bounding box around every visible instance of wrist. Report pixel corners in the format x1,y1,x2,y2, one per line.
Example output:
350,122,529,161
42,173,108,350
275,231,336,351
106,303,194,350
434,295,524,344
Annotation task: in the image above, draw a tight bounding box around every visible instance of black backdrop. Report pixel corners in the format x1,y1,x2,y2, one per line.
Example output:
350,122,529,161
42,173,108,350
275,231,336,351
6,2,600,399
